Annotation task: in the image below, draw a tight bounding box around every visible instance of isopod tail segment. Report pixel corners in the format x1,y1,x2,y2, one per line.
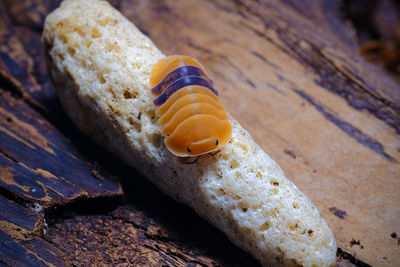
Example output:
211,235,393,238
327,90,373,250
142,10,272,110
150,55,232,157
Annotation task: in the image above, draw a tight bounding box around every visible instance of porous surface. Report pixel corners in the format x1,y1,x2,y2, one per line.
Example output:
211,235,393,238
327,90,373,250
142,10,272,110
42,0,336,266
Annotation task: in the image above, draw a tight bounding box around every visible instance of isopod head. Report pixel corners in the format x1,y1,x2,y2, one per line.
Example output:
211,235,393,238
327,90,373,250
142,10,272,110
164,114,232,157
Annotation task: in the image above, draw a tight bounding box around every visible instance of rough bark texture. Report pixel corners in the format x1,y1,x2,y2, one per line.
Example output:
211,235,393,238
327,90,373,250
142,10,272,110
0,0,399,266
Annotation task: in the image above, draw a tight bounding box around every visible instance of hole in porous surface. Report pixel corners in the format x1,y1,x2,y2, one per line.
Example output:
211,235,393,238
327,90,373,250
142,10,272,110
238,202,248,212
73,26,85,36
321,237,329,248
123,90,131,99
128,117,141,132
288,224,297,231
144,109,157,123
292,202,299,209
230,159,239,169
98,17,112,26
272,188,279,195
132,62,142,69
60,34,67,44
239,143,248,153
107,103,114,113
216,188,226,196
147,133,162,148
92,28,102,38
235,171,242,179
106,42,117,51
259,221,270,231
67,46,76,55
98,73,107,84
271,208,280,218
270,178,279,186
276,247,285,258
106,86,116,98
308,230,314,237
123,90,138,99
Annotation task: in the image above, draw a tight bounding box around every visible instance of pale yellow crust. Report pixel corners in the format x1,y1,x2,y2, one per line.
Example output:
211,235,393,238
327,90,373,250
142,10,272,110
42,0,337,266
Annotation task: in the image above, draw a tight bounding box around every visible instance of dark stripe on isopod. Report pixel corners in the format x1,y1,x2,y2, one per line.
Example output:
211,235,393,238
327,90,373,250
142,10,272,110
153,76,218,106
151,65,213,95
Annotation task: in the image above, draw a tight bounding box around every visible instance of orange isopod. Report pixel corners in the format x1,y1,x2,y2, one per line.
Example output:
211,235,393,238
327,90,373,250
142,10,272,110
150,55,232,157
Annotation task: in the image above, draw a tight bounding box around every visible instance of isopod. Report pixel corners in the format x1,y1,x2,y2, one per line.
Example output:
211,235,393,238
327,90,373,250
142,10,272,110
150,55,232,157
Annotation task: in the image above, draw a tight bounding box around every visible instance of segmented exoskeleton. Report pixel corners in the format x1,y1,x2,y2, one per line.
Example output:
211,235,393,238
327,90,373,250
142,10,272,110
150,55,232,157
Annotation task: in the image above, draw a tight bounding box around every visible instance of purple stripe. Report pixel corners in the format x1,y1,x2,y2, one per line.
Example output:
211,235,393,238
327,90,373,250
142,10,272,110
153,76,218,106
151,65,213,95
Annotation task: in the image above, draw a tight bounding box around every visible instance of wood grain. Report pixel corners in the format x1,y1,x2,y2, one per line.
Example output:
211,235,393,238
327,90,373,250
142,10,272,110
0,194,67,266
45,205,261,266
121,1,400,266
0,0,399,266
0,90,123,206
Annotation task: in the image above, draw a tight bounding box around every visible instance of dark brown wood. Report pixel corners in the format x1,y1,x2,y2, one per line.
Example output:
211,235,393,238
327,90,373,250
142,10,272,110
0,194,68,266
45,205,261,266
0,0,399,266
0,90,123,206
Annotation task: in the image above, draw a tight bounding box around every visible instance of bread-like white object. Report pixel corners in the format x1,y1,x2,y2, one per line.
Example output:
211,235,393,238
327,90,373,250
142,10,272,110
42,0,336,266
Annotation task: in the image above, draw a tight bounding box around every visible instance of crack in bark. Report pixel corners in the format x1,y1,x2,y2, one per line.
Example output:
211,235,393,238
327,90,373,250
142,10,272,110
233,0,400,134
294,88,396,162
150,243,211,267
337,247,372,267
163,250,210,267
110,211,185,245
0,74,23,99
0,186,33,212
216,53,257,89
0,148,18,164
44,195,124,226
